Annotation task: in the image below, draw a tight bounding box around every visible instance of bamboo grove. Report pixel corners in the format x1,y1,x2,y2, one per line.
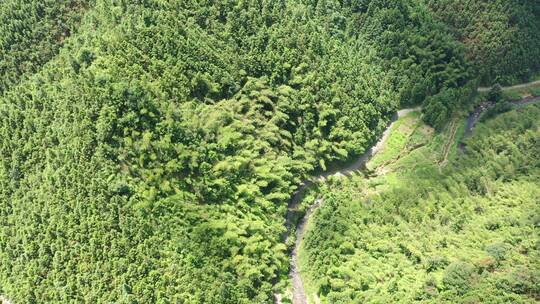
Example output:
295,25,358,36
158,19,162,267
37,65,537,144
0,0,538,303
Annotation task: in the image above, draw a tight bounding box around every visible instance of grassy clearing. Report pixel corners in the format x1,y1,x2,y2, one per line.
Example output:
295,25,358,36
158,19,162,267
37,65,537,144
371,114,462,187
298,239,322,304
366,111,424,171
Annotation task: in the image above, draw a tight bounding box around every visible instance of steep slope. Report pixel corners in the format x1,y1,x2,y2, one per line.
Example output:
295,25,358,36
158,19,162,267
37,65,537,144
425,0,540,85
300,104,540,303
0,0,91,93
0,0,474,302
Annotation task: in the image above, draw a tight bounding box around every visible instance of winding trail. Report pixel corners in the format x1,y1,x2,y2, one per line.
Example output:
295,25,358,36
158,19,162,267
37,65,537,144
280,93,540,304
278,108,420,304
477,80,540,92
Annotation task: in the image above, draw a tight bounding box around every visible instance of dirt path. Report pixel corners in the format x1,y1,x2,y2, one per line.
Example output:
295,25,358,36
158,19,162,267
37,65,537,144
477,80,540,92
279,94,540,304
289,199,322,304
277,108,420,304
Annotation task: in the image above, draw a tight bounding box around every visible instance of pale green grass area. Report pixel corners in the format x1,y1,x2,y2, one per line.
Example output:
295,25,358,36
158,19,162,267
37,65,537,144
445,120,466,161
367,111,424,171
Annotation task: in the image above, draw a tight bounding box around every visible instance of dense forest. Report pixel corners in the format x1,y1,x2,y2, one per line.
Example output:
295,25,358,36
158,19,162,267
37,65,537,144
0,0,90,93
425,0,540,85
0,0,538,303
301,104,540,303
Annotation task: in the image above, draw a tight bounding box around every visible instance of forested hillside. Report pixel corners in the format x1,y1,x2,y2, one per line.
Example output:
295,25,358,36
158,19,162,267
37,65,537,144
0,1,475,302
301,104,540,303
0,0,537,303
0,0,91,93
425,0,540,85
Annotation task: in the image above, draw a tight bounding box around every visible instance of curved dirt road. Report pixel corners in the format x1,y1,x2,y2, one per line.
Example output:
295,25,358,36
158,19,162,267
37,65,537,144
281,94,540,304
280,108,420,304
477,80,540,92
